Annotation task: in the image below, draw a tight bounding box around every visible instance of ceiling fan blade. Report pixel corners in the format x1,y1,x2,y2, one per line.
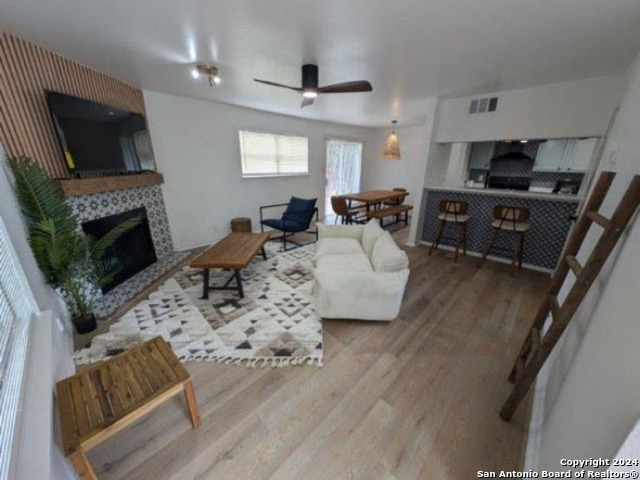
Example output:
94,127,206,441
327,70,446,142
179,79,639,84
318,81,373,94
301,97,315,108
254,79,302,92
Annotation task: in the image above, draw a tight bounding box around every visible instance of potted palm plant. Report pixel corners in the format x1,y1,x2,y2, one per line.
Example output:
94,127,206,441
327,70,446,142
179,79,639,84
6,155,140,333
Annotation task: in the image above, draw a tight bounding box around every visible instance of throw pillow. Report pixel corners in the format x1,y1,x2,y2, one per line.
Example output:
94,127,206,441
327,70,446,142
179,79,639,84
371,231,409,272
361,219,385,257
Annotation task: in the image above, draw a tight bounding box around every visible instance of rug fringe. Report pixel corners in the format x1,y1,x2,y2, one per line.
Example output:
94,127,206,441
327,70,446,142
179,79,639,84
76,353,323,368
176,354,323,368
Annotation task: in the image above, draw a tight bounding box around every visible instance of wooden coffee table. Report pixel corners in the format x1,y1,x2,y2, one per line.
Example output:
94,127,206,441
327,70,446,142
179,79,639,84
190,232,270,299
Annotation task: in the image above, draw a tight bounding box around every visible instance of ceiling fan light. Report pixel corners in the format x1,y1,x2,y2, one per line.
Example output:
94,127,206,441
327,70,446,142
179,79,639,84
383,120,401,160
303,90,318,99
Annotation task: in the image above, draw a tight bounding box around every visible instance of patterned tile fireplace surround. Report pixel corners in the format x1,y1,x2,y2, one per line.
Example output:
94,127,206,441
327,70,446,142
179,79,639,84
68,184,189,317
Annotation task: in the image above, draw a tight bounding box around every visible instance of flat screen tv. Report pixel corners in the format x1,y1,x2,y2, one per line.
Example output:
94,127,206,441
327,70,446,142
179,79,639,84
46,91,155,175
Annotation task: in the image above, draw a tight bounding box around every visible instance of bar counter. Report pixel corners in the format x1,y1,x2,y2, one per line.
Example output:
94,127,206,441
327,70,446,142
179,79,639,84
421,187,579,270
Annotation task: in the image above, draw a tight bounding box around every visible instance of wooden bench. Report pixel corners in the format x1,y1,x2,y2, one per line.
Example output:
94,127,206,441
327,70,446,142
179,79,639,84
56,337,201,480
368,204,413,228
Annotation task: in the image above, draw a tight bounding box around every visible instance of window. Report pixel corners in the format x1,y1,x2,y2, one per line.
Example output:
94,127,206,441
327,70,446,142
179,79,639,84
0,217,36,480
239,130,309,178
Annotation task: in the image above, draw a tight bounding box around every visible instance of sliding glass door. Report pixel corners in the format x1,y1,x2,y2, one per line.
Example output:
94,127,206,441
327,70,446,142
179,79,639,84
325,138,363,219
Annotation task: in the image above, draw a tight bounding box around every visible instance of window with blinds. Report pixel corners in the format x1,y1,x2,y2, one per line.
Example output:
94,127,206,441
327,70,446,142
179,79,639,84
0,217,36,480
239,130,309,177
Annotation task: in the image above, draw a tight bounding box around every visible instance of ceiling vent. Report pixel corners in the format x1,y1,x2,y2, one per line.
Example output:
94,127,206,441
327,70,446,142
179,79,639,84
469,96,498,114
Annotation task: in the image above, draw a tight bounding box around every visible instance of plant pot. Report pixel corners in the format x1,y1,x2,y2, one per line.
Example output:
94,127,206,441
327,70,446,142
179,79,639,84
73,315,97,334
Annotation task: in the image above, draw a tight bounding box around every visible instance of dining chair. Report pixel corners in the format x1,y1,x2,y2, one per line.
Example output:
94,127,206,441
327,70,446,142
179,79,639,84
330,196,365,224
383,187,408,206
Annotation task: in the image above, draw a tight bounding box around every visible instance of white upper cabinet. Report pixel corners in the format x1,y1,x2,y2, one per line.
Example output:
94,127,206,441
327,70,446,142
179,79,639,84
468,142,494,170
562,138,597,172
533,138,597,172
534,140,566,171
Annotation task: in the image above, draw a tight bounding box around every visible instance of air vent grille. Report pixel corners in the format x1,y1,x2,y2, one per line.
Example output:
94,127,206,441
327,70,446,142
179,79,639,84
469,96,498,114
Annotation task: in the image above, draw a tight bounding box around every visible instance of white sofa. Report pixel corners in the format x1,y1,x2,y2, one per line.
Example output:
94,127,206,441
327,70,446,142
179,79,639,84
312,220,410,321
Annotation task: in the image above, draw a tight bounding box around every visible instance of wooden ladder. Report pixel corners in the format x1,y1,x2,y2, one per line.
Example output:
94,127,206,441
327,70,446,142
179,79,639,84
500,171,640,421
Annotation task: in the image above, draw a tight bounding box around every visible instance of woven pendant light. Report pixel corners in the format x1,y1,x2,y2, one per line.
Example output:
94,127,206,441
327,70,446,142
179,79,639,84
383,120,401,160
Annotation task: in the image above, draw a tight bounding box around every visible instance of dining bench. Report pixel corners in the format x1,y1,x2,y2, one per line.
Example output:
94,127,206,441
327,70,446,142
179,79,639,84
368,204,413,227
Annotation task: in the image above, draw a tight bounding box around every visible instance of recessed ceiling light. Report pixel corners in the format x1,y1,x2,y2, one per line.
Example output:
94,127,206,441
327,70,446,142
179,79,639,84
191,68,200,79
519,139,529,143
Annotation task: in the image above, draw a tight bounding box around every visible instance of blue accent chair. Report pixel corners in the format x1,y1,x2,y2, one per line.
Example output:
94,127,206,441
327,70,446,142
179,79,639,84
259,196,319,251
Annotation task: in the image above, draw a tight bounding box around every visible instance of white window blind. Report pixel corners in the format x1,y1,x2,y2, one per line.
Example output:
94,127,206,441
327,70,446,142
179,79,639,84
0,216,36,480
239,130,309,177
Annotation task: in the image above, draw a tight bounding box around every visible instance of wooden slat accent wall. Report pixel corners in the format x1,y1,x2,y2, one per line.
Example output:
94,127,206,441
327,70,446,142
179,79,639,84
0,31,146,178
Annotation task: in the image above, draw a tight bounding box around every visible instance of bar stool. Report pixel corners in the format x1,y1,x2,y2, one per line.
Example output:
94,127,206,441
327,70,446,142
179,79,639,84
429,200,469,262
482,205,530,272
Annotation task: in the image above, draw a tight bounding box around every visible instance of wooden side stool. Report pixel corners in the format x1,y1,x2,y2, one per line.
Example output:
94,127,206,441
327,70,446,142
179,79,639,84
429,200,469,262
482,205,530,272
56,337,201,480
231,217,252,233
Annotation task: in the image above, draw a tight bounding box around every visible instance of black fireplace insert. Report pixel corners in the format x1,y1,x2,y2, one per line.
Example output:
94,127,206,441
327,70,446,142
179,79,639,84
82,207,157,293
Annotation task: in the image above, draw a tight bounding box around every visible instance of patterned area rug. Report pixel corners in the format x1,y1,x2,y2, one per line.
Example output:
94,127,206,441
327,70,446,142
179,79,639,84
74,243,323,367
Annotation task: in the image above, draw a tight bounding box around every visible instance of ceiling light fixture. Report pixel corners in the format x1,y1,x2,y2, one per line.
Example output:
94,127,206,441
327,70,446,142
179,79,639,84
302,90,318,99
193,64,221,86
519,139,529,144
383,120,401,160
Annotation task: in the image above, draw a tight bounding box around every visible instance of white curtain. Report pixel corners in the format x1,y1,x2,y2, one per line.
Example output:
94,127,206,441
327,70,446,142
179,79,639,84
325,139,363,211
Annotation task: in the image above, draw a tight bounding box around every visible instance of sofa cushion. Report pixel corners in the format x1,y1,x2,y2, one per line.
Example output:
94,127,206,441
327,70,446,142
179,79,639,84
361,220,385,257
315,237,364,260
317,223,363,242
316,253,373,273
371,231,409,272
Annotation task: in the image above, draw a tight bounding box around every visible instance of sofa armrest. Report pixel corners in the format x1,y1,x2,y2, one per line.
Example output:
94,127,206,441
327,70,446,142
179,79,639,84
317,223,364,241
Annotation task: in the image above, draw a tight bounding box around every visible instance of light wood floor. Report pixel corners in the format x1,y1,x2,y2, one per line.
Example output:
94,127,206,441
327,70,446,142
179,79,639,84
85,226,548,480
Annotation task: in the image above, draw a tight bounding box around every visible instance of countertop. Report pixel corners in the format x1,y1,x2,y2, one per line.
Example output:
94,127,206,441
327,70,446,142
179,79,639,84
425,185,581,203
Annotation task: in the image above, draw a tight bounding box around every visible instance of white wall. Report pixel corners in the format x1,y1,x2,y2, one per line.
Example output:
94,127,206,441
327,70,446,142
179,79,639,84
437,75,626,143
533,53,640,471
143,90,373,250
363,125,429,206
443,142,470,187
0,145,76,480
1,158,61,313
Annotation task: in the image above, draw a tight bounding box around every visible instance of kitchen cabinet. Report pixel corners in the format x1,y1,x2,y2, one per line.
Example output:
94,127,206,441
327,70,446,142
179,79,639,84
563,138,597,172
534,140,566,171
533,138,597,172
468,142,494,170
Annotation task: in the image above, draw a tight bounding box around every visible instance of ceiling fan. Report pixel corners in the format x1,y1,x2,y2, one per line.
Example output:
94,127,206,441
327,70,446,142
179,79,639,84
254,64,373,108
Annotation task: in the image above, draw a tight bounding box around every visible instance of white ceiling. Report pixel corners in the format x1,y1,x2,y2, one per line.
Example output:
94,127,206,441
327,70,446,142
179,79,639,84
1,0,640,128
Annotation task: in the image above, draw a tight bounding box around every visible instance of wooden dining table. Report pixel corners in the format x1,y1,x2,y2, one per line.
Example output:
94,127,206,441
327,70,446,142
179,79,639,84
340,190,409,212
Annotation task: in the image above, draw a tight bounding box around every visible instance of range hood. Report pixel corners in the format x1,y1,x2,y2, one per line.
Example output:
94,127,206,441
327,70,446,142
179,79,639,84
490,151,535,162
487,144,535,190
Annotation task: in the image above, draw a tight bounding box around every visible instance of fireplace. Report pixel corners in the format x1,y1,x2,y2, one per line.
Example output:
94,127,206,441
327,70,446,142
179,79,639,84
82,207,157,293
